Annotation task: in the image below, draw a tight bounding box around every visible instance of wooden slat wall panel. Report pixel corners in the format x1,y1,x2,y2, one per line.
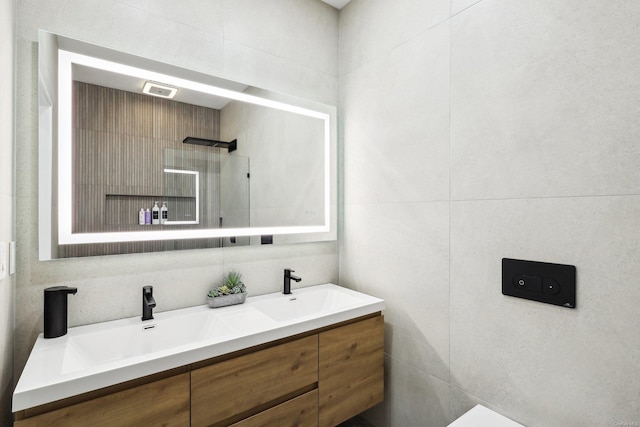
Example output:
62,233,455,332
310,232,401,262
61,82,225,258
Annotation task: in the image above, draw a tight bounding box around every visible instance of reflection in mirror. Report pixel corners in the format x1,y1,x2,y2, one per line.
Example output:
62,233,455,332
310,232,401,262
162,168,200,225
38,31,336,259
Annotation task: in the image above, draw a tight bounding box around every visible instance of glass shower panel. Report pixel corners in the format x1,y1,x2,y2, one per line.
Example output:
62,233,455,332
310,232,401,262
219,153,250,247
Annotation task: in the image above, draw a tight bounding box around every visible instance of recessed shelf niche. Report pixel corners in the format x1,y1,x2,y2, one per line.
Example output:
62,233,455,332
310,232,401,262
105,194,197,227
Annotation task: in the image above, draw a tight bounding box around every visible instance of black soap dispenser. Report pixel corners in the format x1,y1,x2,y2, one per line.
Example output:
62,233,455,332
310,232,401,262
44,286,78,338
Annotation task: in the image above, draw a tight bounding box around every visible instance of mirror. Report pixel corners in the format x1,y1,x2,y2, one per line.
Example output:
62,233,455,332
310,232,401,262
38,31,336,260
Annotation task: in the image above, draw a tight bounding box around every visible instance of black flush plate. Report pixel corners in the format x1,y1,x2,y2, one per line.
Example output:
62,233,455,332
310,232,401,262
502,258,576,308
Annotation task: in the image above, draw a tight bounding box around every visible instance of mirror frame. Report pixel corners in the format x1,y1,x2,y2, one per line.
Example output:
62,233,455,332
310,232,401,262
39,32,336,258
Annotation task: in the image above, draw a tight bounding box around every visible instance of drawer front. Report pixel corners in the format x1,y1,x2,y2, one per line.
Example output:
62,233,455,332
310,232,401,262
319,315,384,427
14,373,190,427
230,390,318,427
191,335,319,427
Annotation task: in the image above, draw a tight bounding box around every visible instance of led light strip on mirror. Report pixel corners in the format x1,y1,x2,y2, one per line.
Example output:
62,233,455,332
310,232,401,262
56,49,332,245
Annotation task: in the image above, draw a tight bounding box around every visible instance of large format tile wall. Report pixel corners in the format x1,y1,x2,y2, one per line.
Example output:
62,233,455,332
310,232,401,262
1,0,15,424
13,0,339,396
339,0,640,426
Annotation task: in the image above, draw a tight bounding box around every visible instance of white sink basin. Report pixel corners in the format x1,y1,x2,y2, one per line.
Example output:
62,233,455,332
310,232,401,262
68,311,233,366
253,286,364,322
13,283,384,412
66,305,281,366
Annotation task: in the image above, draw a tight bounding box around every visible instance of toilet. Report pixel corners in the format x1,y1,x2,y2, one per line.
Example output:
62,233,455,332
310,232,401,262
448,404,525,427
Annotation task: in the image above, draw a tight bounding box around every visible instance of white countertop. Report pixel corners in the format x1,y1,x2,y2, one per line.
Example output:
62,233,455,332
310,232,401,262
13,283,385,412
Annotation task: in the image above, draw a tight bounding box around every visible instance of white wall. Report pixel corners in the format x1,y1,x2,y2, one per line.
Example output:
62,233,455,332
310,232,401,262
15,0,339,386
0,0,15,423
340,0,640,426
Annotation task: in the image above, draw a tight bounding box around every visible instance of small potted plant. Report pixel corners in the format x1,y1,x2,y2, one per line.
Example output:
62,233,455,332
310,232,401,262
207,271,247,308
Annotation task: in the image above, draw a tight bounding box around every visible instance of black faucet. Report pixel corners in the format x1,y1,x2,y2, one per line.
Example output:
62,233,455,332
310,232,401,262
44,286,78,338
283,268,301,295
142,285,156,321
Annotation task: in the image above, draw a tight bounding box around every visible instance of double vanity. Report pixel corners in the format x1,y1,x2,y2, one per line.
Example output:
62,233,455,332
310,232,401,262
13,284,385,426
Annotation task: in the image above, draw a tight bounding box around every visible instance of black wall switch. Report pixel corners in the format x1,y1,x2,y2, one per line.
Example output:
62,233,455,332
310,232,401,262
502,258,576,308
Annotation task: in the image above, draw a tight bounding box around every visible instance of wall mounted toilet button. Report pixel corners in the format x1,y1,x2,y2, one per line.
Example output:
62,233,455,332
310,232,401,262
502,258,576,309
543,278,561,295
512,274,542,292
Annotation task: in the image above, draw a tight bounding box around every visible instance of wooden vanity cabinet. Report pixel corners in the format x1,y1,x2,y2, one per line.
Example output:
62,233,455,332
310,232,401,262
13,372,190,427
318,315,385,427
191,335,319,427
14,314,384,427
229,390,319,427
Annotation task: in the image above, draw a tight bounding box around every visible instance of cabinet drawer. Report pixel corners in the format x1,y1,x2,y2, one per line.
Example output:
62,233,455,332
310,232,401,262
319,315,384,427
191,335,319,427
14,373,190,427
229,389,318,427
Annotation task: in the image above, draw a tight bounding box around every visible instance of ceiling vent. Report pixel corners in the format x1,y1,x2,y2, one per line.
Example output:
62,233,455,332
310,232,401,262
142,81,178,99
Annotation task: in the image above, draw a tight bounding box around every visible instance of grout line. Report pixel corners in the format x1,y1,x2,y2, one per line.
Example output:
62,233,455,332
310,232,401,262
343,199,450,208
341,14,451,80
450,0,485,18
339,192,640,211
391,15,451,52
450,192,640,203
384,352,450,386
117,1,222,37
223,37,339,80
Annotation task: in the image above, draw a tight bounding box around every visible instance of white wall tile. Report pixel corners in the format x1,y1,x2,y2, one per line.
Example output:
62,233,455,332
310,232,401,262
18,0,226,77
341,23,450,204
222,241,339,296
339,0,449,75
451,0,482,16
223,0,338,77
14,196,35,283
13,38,37,200
341,0,640,425
450,196,640,425
118,0,225,38
223,39,338,107
451,0,640,200
341,201,450,382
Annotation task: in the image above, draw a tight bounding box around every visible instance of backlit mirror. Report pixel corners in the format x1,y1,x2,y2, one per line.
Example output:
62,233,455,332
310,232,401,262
38,31,337,260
